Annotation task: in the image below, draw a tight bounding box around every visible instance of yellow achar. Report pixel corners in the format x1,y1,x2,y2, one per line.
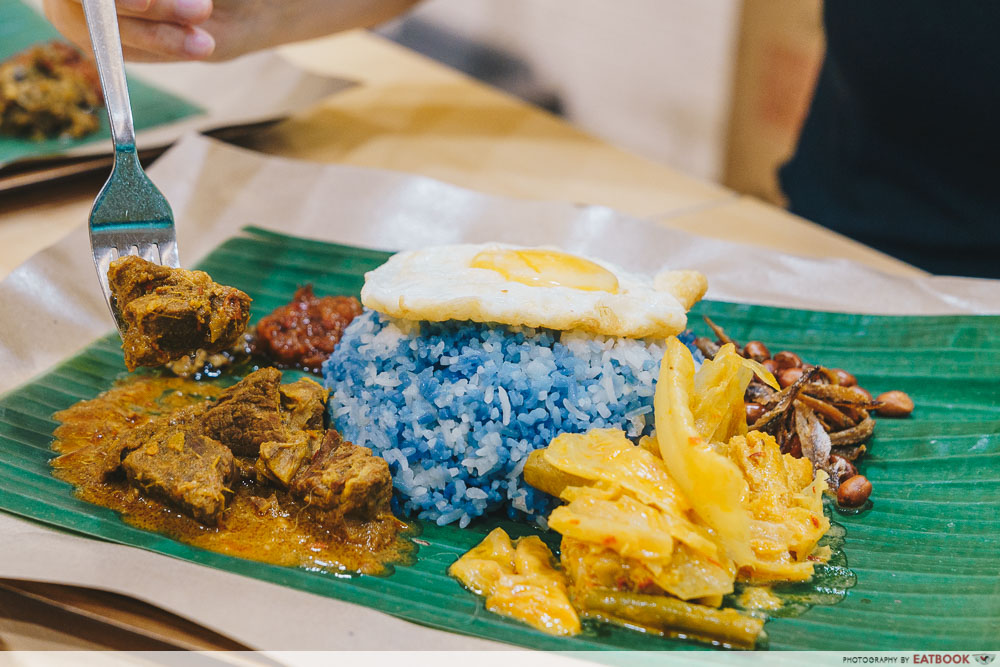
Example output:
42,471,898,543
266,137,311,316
449,528,581,636
655,340,830,582
452,336,830,646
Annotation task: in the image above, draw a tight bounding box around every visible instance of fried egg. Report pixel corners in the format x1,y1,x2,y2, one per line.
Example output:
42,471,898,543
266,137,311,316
360,244,707,339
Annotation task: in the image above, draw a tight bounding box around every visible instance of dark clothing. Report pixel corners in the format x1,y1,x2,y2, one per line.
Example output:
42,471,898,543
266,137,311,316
780,3,1000,278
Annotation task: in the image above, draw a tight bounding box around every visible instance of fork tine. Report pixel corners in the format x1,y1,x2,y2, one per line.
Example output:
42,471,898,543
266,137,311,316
158,240,180,268
93,246,118,304
137,243,160,264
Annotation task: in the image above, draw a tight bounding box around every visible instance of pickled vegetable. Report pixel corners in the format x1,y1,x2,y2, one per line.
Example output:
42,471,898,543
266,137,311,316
582,589,765,650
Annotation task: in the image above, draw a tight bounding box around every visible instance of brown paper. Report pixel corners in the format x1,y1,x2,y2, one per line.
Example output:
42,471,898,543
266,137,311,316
0,133,997,650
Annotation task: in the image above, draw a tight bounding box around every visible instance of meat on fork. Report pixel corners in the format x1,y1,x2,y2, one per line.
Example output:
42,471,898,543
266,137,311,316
107,256,251,371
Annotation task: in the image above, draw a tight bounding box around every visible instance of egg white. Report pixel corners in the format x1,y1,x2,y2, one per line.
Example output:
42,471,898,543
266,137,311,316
360,244,705,339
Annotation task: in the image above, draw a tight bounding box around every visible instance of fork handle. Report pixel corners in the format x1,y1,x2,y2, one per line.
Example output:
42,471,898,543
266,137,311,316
81,0,136,150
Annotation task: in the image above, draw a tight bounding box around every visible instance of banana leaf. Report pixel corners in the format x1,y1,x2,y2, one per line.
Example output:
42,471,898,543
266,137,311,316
0,227,996,651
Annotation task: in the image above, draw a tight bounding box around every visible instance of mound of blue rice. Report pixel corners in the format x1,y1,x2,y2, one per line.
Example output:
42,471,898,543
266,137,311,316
323,310,701,527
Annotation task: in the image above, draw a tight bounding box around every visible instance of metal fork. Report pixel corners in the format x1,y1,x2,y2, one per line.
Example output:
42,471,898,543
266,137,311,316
82,0,179,333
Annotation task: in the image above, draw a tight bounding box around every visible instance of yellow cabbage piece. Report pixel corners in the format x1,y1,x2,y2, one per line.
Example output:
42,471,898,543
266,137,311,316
515,335,830,616
536,429,736,600
656,338,830,581
725,431,830,581
449,528,581,636
545,429,690,514
691,343,755,443
542,429,718,557
548,488,677,563
448,525,515,596
559,535,734,603
646,542,737,602
654,339,756,566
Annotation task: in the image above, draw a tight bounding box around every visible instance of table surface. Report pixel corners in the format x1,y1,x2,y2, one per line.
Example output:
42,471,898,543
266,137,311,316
0,29,922,651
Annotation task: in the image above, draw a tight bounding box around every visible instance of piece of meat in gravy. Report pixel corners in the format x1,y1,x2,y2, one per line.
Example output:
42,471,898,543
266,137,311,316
256,430,324,487
201,368,285,457
288,430,392,521
95,404,206,481
278,377,327,431
120,427,236,526
107,256,251,371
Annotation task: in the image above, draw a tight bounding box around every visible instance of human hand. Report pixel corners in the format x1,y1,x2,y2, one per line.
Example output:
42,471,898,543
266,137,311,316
43,0,216,62
43,0,420,62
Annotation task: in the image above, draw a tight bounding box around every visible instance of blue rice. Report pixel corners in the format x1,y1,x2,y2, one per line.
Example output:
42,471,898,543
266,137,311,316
323,309,702,527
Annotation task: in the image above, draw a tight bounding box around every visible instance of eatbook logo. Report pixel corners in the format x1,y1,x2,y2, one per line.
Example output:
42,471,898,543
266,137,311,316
974,656,995,666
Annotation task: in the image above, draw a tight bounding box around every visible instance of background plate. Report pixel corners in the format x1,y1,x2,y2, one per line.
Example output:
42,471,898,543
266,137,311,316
0,227,997,651
0,0,202,165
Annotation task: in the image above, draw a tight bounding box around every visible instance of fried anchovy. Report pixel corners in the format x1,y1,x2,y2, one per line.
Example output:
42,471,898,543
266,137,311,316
829,416,875,446
749,366,821,431
825,454,856,490
693,336,721,360
702,315,737,348
831,443,868,462
802,383,881,410
797,393,854,429
794,401,832,470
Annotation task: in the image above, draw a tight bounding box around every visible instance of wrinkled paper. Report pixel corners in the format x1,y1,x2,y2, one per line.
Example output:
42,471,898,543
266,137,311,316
0,134,997,650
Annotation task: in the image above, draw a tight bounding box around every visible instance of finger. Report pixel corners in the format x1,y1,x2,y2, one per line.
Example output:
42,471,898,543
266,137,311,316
74,0,214,26
44,0,215,61
43,0,95,54
120,44,189,63
118,17,216,59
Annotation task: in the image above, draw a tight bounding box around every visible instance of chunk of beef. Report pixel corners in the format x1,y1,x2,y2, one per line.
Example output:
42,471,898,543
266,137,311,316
98,404,206,480
279,377,327,431
288,430,392,521
107,256,251,371
256,430,324,487
201,368,285,457
121,429,236,525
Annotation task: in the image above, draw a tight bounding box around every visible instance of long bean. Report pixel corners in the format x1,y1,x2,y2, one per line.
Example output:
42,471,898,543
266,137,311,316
582,589,764,649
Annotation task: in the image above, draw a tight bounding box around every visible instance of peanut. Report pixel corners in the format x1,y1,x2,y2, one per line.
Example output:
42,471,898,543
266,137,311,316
829,453,858,480
875,390,914,417
837,475,872,508
743,341,771,362
745,402,765,424
829,368,858,387
778,367,804,388
774,351,802,369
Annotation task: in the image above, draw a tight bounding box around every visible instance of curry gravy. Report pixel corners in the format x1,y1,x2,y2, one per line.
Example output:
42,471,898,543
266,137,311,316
51,375,412,575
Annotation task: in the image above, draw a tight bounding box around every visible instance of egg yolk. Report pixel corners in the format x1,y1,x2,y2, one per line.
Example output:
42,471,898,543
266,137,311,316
471,249,619,293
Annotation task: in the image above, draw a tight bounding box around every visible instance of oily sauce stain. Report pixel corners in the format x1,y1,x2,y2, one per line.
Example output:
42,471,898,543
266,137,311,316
50,375,412,575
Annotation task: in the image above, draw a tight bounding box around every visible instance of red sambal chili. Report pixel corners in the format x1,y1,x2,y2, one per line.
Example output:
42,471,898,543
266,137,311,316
254,285,362,371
